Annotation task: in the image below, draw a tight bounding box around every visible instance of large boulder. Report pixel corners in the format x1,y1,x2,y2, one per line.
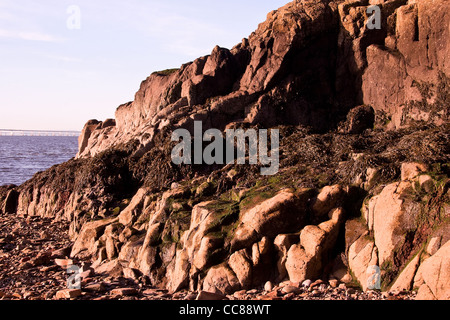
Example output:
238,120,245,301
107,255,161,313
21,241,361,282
251,236,273,286
312,185,346,218
347,234,379,292
390,253,421,292
345,218,379,292
166,248,190,293
370,181,419,265
285,208,345,283
274,234,299,281
231,189,312,251
193,236,223,271
182,202,222,270
285,243,321,283
228,249,253,289
202,264,241,295
118,187,150,226
70,217,118,258
414,241,450,300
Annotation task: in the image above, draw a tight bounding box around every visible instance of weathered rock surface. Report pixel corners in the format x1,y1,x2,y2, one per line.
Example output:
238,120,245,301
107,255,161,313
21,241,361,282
231,189,313,251
71,217,118,259
348,235,378,292
1,0,449,301
390,253,421,292
202,264,241,295
55,289,82,300
75,0,448,159
361,0,450,129
414,241,450,300
370,181,418,265
285,208,346,283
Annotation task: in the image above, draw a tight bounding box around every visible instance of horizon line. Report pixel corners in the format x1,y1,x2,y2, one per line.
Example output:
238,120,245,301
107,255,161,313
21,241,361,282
0,129,81,137
0,129,81,133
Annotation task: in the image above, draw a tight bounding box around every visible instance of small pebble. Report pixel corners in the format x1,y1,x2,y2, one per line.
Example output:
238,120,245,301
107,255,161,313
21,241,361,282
264,281,274,292
329,279,339,288
347,288,356,295
302,279,312,288
281,285,300,295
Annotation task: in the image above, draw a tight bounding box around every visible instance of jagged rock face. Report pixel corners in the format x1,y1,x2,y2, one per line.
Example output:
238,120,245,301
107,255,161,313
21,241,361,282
48,183,355,295
3,127,449,297
414,241,450,300
285,208,345,283
76,0,449,159
78,120,100,156
369,181,420,266
348,162,450,294
1,0,449,299
361,0,450,128
230,189,314,252
238,0,337,93
76,0,342,157
116,45,245,132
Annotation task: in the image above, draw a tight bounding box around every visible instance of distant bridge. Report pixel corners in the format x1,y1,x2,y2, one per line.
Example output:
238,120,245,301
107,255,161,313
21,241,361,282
0,129,80,137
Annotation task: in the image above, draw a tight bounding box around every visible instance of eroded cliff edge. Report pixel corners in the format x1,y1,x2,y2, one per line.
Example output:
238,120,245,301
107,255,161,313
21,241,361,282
1,0,449,300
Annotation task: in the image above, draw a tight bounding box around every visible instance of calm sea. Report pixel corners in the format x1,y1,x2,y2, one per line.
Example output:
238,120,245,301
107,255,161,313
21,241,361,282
0,136,79,186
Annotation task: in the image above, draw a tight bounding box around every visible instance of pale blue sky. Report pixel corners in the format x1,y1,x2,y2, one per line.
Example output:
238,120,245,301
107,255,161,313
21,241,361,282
0,0,288,131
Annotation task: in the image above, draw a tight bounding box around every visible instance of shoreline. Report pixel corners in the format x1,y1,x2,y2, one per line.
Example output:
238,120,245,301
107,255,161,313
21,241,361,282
0,135,79,187
0,213,416,301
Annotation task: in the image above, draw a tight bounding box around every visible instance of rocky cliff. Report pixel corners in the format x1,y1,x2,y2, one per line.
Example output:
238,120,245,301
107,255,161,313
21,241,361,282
1,0,449,300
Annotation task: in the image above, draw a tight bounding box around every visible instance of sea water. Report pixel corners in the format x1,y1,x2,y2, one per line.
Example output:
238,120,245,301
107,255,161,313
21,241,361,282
0,136,78,186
